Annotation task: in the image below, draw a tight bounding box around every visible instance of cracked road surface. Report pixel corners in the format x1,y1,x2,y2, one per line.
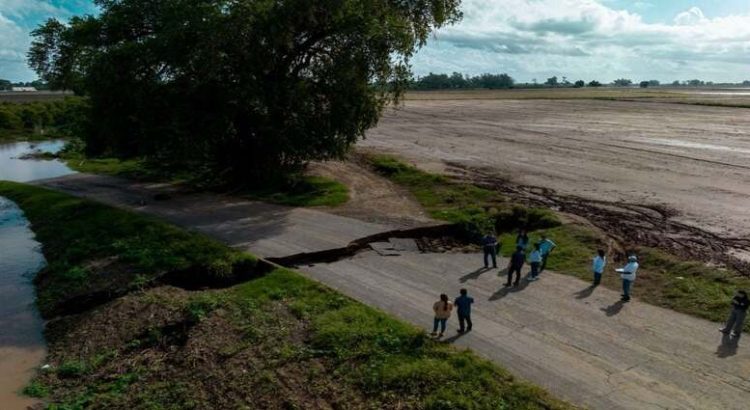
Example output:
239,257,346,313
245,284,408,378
35,174,750,409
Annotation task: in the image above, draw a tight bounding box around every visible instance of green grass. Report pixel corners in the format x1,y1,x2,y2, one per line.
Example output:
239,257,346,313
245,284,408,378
369,154,750,330
367,154,559,235
9,182,571,409
243,175,349,207
59,141,349,208
0,181,256,317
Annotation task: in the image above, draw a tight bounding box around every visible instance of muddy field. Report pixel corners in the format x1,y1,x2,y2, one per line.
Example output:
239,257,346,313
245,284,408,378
361,98,750,268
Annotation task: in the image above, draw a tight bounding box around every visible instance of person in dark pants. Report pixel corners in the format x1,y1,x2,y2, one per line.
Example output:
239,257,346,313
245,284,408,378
720,290,749,339
454,288,474,333
481,233,498,268
526,243,542,281
505,245,525,287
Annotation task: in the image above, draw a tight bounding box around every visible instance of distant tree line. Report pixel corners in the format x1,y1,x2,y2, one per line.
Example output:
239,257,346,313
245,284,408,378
0,98,87,140
0,79,49,91
410,72,515,90
410,73,750,90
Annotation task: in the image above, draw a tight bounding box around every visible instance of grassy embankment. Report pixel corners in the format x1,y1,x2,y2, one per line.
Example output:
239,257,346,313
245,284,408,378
60,145,349,208
366,155,750,329
0,181,571,409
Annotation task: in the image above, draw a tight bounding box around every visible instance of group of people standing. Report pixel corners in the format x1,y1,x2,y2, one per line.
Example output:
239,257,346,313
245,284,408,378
432,229,748,342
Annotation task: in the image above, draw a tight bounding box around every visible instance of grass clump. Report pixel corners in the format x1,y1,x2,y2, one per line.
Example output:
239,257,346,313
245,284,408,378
0,181,257,317
59,139,350,208
243,175,349,207
368,154,559,235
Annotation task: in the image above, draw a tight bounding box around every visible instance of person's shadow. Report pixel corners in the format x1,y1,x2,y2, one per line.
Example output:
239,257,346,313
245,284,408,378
460,267,491,283
489,276,530,301
442,331,469,344
601,300,626,316
575,285,597,300
715,333,739,358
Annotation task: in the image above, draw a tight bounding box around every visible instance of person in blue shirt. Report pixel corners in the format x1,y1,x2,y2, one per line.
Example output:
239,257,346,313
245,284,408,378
526,243,543,281
454,288,474,333
505,245,525,287
481,233,498,269
592,249,607,286
538,234,557,273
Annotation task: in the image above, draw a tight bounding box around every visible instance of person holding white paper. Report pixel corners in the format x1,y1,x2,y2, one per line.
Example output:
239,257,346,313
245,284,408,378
616,255,639,302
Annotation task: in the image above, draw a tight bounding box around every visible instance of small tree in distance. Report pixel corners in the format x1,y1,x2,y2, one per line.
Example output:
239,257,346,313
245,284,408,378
588,80,602,87
545,76,559,87
613,78,633,87
639,81,649,88
573,80,585,88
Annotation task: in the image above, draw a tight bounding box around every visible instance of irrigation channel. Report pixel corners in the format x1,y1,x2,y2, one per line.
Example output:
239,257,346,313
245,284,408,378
0,140,75,408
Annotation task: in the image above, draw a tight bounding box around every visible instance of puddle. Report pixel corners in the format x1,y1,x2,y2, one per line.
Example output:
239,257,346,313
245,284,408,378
640,138,750,156
0,198,47,409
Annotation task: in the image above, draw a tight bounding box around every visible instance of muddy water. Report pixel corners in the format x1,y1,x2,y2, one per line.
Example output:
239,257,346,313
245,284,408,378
0,199,47,408
0,140,75,408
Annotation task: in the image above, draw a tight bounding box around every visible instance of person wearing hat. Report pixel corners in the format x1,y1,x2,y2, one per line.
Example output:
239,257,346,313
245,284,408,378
617,255,639,302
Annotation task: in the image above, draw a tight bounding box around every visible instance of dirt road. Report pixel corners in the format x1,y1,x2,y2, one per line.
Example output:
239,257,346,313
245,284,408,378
362,99,750,240
35,173,750,410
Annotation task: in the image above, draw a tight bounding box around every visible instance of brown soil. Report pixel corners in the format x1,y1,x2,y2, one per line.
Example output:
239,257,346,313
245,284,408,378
36,286,368,409
361,98,750,273
308,159,434,228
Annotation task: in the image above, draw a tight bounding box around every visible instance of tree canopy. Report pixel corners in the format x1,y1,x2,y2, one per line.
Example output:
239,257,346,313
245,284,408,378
29,0,462,184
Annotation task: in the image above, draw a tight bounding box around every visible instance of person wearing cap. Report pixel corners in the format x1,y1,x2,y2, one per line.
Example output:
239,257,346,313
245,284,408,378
505,245,525,287
617,255,639,302
481,232,498,269
538,234,557,273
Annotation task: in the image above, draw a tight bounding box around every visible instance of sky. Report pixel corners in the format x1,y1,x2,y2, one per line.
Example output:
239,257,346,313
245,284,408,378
1,1,749,83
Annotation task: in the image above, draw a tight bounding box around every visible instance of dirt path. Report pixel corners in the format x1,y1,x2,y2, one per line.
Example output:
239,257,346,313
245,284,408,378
35,173,750,410
308,160,433,228
361,99,750,247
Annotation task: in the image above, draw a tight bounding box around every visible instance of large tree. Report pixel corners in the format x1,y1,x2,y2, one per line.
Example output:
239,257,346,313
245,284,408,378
29,0,462,183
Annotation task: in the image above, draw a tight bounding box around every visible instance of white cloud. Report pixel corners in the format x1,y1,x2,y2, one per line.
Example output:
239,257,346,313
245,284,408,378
674,7,707,25
414,1,750,82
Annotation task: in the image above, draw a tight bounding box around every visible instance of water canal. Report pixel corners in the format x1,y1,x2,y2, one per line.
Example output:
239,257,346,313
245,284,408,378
0,140,75,408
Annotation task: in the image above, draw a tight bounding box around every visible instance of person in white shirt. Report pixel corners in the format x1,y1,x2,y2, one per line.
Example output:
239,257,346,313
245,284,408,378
618,255,639,302
592,249,607,286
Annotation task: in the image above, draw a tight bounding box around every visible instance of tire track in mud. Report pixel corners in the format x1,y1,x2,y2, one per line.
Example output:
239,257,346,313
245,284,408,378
445,161,750,275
